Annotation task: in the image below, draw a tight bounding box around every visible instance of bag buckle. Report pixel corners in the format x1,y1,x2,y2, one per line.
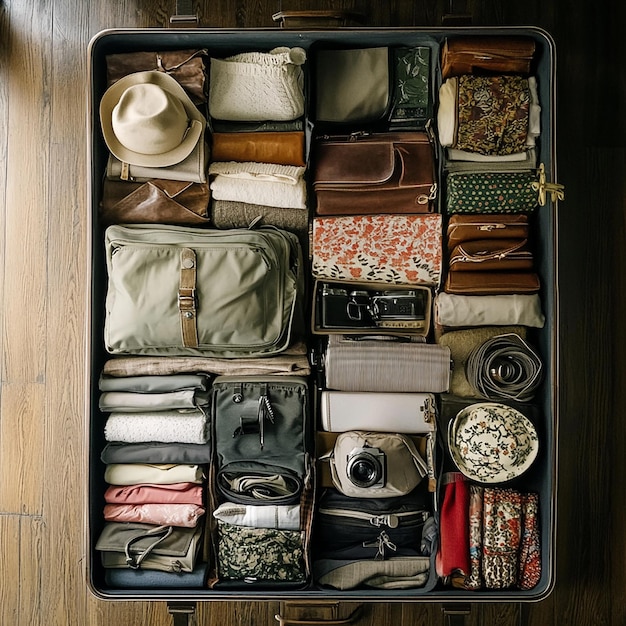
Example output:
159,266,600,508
178,287,197,314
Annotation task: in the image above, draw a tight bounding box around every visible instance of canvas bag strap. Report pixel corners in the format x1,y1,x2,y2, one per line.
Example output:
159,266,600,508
124,525,174,569
179,247,199,348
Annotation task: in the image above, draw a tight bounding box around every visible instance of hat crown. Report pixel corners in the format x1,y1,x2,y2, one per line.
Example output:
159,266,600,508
112,83,190,156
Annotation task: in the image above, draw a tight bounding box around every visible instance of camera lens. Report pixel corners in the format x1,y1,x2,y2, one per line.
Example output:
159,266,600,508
347,452,382,488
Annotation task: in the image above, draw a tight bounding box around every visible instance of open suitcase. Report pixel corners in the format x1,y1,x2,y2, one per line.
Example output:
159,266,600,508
86,16,563,623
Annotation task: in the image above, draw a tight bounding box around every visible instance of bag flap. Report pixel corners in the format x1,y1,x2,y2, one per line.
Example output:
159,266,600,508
315,141,395,185
450,238,530,262
95,522,198,556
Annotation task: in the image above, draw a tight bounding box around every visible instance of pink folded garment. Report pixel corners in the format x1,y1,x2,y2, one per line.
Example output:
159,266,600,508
103,502,206,528
104,482,204,505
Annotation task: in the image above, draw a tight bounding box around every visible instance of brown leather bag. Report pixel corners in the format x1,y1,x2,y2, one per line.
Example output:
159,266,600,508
211,131,306,166
440,37,536,79
106,49,208,104
313,132,436,215
99,178,210,226
448,239,534,272
446,214,529,249
444,271,540,295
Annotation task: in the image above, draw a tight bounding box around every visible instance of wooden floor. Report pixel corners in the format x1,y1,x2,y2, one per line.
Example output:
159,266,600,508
0,0,624,624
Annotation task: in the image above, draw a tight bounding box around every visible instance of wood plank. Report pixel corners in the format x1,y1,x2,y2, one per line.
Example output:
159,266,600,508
0,383,45,514
0,515,21,625
1,0,52,383
18,516,44,626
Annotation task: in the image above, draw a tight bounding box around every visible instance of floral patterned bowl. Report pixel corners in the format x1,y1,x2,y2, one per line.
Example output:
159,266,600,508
447,402,538,484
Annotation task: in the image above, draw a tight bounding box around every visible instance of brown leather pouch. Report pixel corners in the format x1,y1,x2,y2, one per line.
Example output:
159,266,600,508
446,214,529,249
448,239,533,272
106,49,208,104
441,37,536,79
99,179,210,226
444,271,540,295
211,131,306,166
313,132,436,215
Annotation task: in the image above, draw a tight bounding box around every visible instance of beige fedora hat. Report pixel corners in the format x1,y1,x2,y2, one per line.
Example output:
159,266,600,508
100,71,205,167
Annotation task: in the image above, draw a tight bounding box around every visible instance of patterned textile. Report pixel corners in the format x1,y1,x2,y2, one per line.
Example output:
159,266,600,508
312,214,442,286
518,492,542,589
456,75,531,156
466,484,484,590
482,488,522,589
217,521,305,582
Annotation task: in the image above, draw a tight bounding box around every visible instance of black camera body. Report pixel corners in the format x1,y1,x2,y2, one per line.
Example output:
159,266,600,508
319,283,427,331
346,446,387,488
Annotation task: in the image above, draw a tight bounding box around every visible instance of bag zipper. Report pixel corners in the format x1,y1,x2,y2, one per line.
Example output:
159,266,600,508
318,507,429,528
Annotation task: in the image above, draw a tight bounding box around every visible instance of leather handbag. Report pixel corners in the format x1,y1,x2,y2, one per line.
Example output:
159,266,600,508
312,214,442,286
448,239,534,272
312,132,437,215
106,49,209,104
99,179,210,226
319,391,437,433
444,270,540,295
211,131,305,166
440,37,536,79
446,215,529,249
104,224,304,358
323,335,450,393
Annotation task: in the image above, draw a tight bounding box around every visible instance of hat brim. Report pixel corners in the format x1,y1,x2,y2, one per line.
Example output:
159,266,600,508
100,71,206,167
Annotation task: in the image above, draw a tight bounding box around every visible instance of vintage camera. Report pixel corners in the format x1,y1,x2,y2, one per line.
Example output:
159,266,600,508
346,446,386,488
370,290,427,321
319,283,426,330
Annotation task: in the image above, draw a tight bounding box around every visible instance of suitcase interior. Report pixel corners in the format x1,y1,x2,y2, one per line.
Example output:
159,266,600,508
86,26,558,602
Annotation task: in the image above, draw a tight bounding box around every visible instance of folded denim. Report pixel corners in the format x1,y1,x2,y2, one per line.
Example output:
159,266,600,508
105,560,208,588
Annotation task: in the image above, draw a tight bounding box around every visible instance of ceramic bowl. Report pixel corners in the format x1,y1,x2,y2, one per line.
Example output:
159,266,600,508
447,402,538,483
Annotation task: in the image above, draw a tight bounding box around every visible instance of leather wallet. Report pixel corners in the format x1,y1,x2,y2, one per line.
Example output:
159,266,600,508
446,214,530,249
440,36,536,79
448,239,534,272
211,131,305,166
444,271,540,295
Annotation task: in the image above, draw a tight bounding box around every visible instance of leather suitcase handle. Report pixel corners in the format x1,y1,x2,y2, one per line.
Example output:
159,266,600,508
272,10,367,28
275,607,361,626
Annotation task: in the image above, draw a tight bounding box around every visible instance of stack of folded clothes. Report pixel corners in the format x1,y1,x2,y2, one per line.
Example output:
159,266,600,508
95,372,212,587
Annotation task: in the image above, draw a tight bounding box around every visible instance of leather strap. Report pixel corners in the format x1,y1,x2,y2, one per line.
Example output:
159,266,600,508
178,248,199,348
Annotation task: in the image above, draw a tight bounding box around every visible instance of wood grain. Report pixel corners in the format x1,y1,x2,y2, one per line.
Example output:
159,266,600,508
0,0,622,625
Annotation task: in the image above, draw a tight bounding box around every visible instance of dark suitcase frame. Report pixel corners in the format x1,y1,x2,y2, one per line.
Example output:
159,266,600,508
86,23,560,615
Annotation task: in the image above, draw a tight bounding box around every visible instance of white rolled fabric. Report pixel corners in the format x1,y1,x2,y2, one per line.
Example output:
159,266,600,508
212,502,300,530
104,409,208,444
435,293,545,328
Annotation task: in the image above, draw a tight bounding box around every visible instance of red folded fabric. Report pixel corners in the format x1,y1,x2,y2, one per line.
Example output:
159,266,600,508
104,482,204,505
436,472,471,582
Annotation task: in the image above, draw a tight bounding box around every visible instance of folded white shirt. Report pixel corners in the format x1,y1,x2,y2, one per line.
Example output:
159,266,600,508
213,501,300,530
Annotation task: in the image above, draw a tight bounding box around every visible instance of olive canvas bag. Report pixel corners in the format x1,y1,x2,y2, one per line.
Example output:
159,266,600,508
104,224,304,357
